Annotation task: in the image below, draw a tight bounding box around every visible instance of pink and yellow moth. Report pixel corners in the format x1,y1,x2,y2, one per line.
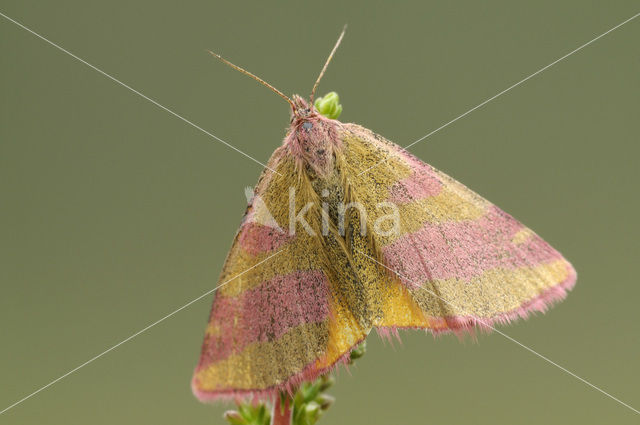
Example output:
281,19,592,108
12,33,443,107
192,28,576,403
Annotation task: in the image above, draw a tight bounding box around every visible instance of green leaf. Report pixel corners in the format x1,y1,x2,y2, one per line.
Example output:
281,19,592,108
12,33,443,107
238,404,254,421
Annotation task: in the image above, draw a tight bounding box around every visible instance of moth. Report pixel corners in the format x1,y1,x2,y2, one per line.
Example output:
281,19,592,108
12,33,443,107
192,28,576,402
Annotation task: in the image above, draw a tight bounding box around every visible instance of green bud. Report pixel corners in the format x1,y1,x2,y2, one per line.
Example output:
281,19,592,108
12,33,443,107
316,394,335,410
314,92,343,119
304,401,321,421
224,410,246,425
349,340,367,362
318,374,335,391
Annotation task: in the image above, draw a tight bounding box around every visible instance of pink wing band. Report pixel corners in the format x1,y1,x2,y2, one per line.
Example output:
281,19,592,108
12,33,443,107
197,270,330,369
384,206,562,284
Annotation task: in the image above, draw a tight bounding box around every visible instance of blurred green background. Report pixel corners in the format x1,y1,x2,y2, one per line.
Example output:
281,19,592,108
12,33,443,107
1,1,639,424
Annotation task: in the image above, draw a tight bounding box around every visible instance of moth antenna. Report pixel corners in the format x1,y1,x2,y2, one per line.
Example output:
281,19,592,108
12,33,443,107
207,51,295,109
310,25,347,104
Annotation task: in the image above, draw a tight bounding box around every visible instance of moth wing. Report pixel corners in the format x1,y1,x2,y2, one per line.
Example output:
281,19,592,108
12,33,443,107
192,147,365,402
339,123,576,335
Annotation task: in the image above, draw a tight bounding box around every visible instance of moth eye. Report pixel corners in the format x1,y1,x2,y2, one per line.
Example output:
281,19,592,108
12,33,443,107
302,122,313,130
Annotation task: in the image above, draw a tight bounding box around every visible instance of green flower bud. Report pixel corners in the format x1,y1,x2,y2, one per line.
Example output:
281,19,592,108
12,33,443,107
304,401,321,422
314,92,343,119
318,374,335,391
224,410,246,425
349,340,367,362
316,394,335,410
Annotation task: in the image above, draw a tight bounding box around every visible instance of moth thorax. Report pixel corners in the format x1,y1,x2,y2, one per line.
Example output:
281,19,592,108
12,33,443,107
293,120,337,177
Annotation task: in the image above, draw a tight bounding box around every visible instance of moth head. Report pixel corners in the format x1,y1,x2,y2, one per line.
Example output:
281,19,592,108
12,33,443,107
290,95,314,122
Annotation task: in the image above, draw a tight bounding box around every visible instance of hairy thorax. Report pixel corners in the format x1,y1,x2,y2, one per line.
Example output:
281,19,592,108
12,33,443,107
284,95,341,178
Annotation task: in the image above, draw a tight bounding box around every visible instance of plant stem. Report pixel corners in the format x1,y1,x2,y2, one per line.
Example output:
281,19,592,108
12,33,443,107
270,394,292,425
